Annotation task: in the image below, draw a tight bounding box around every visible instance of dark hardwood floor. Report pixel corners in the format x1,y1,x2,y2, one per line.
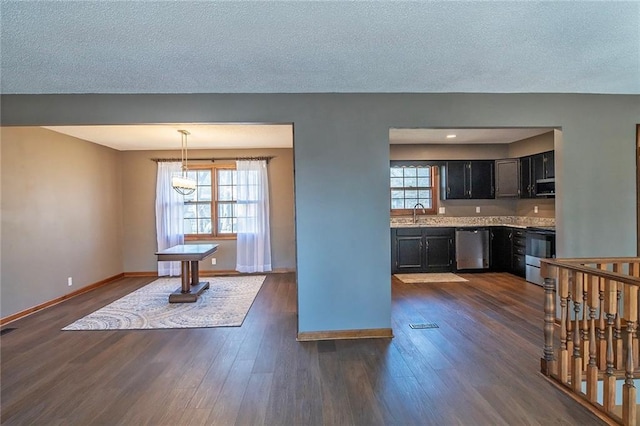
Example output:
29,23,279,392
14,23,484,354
1,272,604,425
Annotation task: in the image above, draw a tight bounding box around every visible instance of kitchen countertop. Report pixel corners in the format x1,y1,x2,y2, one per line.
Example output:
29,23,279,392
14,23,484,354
390,215,555,229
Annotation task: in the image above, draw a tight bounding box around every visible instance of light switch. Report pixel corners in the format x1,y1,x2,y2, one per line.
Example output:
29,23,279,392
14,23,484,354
475,206,481,213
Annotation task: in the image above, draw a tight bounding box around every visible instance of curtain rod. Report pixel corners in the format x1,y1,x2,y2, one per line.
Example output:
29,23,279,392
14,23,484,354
151,156,274,163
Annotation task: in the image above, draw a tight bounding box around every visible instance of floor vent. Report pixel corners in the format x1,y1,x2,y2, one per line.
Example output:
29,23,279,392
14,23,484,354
1,328,17,336
409,323,439,330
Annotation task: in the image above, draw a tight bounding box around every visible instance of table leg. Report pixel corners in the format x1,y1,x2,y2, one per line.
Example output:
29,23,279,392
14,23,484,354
181,261,190,293
191,260,199,287
169,259,210,303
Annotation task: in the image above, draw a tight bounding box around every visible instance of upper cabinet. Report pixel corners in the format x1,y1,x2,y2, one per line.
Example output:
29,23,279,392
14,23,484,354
495,158,520,198
520,156,535,198
441,160,495,200
521,150,555,198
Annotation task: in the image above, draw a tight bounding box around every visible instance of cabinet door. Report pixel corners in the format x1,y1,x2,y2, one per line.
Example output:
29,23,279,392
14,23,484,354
469,160,495,199
424,235,453,272
544,151,554,179
495,159,519,198
532,153,546,187
520,156,533,198
395,236,423,272
512,254,526,278
490,227,512,271
443,161,468,199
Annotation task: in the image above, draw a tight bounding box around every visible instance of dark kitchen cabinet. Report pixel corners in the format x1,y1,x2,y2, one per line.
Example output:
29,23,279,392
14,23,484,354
520,150,554,198
490,227,526,278
533,150,554,181
520,156,534,198
511,228,526,278
495,158,520,198
490,227,512,271
441,160,495,200
391,227,454,273
394,228,422,271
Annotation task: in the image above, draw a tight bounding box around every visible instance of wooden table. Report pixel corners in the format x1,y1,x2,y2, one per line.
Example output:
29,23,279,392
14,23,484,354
155,244,219,303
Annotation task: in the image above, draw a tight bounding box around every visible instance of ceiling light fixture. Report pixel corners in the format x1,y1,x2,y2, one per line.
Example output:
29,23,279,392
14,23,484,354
171,130,197,196
446,134,457,139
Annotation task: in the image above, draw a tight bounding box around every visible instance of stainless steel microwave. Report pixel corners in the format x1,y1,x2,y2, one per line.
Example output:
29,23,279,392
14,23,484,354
536,178,555,197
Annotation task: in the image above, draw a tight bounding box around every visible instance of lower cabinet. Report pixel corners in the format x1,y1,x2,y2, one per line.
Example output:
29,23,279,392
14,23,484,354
511,229,526,278
490,226,526,278
490,227,513,271
392,227,454,273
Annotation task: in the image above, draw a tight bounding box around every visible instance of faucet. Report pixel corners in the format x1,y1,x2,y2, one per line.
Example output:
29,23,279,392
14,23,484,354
413,203,426,223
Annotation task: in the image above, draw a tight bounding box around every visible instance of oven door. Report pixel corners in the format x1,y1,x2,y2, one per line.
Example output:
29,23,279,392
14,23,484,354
526,231,556,259
525,230,556,285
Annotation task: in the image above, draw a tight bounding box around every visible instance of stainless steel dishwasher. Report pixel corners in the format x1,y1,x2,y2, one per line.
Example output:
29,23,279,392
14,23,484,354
455,228,490,270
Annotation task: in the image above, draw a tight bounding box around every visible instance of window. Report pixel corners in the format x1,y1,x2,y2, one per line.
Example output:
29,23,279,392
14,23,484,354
390,165,437,214
183,165,238,239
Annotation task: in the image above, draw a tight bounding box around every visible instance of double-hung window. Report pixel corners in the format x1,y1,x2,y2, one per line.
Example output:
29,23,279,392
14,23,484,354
390,162,437,215
183,165,238,239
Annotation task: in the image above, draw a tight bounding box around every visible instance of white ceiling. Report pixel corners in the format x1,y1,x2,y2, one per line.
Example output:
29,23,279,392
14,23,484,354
43,124,294,151
2,1,638,95
42,124,551,150
389,128,553,145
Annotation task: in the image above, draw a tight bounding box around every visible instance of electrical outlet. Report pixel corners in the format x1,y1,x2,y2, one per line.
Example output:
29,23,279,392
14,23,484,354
211,258,217,265
68,277,73,286
534,205,539,214
475,206,481,213
438,207,445,214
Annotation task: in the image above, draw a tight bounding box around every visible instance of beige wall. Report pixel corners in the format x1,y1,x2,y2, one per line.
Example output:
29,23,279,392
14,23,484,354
0,127,295,318
1,127,123,317
508,131,555,157
389,140,556,218
121,148,296,273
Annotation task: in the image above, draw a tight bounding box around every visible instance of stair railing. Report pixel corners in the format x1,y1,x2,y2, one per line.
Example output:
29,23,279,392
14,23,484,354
541,257,640,426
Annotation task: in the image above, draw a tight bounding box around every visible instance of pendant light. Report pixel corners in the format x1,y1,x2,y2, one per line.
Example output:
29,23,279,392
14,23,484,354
171,130,197,195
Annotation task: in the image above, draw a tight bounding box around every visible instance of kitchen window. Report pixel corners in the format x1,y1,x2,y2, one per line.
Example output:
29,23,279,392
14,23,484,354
390,164,437,215
183,165,237,239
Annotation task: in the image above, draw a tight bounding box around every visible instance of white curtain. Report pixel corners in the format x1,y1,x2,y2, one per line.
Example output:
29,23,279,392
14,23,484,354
236,160,272,273
155,162,184,276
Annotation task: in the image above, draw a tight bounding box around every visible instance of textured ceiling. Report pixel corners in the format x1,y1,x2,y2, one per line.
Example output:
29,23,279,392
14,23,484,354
2,1,639,95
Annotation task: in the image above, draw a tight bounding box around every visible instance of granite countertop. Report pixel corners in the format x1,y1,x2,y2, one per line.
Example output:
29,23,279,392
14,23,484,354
390,215,555,229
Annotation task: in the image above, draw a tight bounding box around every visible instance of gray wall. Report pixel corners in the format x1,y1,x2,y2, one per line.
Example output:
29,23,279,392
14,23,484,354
1,127,123,317
1,93,638,334
120,148,295,273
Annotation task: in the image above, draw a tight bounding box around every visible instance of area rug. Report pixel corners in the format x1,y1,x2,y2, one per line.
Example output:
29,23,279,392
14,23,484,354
394,273,468,284
62,275,266,330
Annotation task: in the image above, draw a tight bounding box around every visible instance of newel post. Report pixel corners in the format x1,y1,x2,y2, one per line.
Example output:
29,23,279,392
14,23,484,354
541,276,557,375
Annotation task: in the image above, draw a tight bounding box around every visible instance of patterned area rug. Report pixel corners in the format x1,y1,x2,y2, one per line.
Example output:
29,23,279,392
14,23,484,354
62,275,266,330
394,273,468,284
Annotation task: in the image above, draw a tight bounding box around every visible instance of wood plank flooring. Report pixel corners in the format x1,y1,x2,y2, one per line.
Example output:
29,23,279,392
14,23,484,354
1,272,605,425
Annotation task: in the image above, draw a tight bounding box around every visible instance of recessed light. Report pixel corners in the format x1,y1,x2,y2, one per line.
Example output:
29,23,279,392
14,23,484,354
446,134,457,139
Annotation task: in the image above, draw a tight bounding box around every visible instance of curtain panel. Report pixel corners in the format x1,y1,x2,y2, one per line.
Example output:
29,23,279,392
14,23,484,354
155,162,184,276
236,160,272,273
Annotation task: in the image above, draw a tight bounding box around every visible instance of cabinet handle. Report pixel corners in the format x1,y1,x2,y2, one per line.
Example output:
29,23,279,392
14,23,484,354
447,187,450,195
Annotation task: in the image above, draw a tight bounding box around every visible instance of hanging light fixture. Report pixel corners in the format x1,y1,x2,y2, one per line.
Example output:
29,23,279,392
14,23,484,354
171,129,197,195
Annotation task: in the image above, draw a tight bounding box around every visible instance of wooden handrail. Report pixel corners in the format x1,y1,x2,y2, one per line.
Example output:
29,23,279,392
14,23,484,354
541,258,640,287
541,257,640,426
